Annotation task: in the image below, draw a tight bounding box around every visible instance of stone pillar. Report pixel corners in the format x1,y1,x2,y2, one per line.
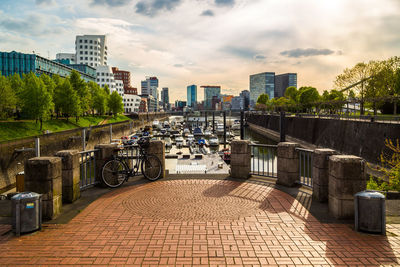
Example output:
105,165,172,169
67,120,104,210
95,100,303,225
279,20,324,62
230,140,251,179
24,157,62,220
329,155,366,219
95,143,118,183
312,148,336,202
277,142,299,187
55,150,80,203
147,140,165,178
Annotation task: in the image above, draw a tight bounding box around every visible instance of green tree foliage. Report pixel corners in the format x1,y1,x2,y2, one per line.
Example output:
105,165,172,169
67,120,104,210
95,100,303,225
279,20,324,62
70,70,90,119
256,93,269,105
0,75,16,119
321,90,345,113
8,73,24,114
20,72,53,130
108,91,124,116
284,86,298,102
298,86,320,111
55,79,80,121
90,83,107,115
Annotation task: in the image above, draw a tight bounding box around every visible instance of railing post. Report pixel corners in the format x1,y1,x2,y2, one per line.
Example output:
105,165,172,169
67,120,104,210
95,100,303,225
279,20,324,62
230,140,251,179
279,111,286,142
24,157,62,219
312,149,336,202
240,110,244,140
277,142,299,187
82,128,86,151
328,155,366,219
35,137,40,157
109,124,113,143
55,150,80,203
94,143,119,184
147,140,166,178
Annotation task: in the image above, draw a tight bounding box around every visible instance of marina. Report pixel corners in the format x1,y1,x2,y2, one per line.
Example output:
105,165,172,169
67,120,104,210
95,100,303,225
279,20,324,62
119,114,278,175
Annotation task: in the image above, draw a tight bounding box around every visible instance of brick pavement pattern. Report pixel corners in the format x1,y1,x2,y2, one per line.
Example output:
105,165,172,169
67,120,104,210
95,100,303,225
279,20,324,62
0,179,399,266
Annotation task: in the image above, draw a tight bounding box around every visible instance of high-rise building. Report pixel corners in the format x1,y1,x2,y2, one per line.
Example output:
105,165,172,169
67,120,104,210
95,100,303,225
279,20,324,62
231,96,244,110
112,67,137,95
240,90,250,110
75,35,108,67
187,85,197,107
0,51,95,82
249,72,275,107
201,85,221,110
141,76,159,98
123,93,141,113
161,87,169,111
274,73,297,98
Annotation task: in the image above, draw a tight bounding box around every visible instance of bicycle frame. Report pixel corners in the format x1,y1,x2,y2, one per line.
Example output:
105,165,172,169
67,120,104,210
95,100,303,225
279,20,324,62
116,144,147,179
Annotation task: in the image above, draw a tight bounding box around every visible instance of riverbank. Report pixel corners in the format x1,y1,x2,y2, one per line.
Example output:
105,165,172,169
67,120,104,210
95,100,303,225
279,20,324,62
0,115,130,142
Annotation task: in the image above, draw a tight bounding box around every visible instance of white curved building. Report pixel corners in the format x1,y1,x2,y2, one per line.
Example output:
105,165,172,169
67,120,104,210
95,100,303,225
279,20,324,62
75,35,108,67
96,65,116,92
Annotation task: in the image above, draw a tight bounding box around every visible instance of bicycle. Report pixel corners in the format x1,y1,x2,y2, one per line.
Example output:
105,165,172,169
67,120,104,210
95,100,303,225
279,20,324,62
101,137,162,188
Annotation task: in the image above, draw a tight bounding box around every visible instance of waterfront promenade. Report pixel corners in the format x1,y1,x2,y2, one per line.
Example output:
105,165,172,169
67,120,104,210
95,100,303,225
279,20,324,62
0,178,399,266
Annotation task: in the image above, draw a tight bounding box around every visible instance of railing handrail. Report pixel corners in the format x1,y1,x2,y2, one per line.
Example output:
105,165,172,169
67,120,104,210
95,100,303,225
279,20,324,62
79,149,99,154
250,143,278,148
295,147,313,153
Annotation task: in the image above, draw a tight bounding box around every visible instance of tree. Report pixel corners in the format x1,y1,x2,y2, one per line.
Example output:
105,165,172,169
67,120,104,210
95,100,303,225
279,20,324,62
20,72,53,130
334,62,375,115
40,74,56,118
70,70,89,120
108,91,124,116
284,86,298,101
0,75,16,119
298,86,320,112
55,79,80,121
8,73,24,119
256,93,269,105
90,83,107,115
321,89,345,114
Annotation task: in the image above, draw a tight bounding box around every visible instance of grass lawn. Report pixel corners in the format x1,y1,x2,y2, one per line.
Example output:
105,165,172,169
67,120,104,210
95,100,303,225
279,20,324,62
0,115,131,142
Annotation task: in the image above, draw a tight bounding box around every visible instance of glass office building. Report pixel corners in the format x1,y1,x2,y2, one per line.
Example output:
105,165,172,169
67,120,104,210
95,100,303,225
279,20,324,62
249,72,275,107
0,51,96,82
187,85,197,107
201,86,221,110
274,73,297,98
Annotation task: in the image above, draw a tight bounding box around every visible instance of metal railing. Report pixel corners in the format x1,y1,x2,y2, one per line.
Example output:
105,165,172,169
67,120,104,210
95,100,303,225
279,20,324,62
250,144,277,178
297,148,313,187
79,149,99,190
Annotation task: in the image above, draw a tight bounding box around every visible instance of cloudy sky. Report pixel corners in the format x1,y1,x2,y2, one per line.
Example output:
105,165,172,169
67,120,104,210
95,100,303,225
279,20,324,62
1,0,399,101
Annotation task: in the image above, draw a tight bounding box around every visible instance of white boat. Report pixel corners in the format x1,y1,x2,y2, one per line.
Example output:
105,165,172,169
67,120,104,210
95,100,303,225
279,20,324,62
185,134,195,147
209,135,220,146
183,128,190,136
164,137,172,147
163,121,170,128
216,123,225,134
176,136,184,147
231,120,241,130
204,129,212,137
152,120,160,129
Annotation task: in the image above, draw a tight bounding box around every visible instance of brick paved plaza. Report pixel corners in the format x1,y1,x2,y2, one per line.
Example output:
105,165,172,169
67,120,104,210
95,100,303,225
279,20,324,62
0,179,399,266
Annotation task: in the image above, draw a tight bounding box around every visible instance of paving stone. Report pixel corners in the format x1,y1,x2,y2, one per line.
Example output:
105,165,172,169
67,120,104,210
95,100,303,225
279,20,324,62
0,179,399,266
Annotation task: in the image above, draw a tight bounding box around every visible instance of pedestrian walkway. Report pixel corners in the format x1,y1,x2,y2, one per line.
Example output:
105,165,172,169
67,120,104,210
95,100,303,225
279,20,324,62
0,179,399,266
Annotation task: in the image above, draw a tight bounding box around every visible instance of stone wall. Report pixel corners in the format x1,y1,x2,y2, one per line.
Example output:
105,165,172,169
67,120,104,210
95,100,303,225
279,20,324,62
0,116,166,193
246,114,400,164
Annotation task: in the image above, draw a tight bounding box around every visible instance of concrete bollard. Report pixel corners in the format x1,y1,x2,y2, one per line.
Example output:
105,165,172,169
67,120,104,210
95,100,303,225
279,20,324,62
277,142,300,187
328,155,366,219
147,140,165,178
24,157,62,220
312,148,336,202
94,143,119,183
230,140,251,179
55,150,80,203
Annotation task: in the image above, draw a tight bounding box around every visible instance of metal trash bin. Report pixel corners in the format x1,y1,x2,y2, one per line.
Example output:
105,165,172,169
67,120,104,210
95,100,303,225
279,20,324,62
354,190,385,235
11,192,42,236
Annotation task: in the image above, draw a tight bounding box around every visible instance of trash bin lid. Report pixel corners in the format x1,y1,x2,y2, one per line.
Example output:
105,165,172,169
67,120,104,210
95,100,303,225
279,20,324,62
11,192,41,200
355,190,385,199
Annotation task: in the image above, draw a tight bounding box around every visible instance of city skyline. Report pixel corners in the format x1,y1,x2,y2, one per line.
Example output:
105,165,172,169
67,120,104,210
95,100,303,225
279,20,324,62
0,0,399,102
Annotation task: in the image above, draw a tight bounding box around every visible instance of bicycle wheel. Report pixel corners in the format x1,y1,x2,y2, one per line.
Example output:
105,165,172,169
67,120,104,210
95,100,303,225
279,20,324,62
141,154,162,181
102,159,128,188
